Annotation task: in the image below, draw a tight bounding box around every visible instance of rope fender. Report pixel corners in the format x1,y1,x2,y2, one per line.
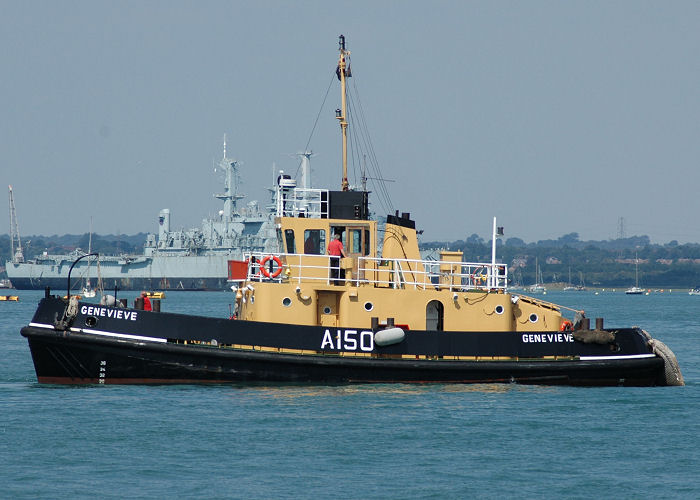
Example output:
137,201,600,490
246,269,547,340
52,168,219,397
644,332,684,386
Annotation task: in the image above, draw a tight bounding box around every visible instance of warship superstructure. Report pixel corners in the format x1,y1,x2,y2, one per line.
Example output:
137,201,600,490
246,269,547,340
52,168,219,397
6,142,279,291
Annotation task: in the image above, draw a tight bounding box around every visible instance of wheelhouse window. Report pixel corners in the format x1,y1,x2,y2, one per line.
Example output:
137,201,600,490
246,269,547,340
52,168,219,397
350,228,362,254
346,226,370,256
303,229,326,255
284,229,296,254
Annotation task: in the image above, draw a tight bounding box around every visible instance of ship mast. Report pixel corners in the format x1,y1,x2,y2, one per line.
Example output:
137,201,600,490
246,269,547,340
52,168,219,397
336,35,351,191
215,134,245,219
8,185,24,263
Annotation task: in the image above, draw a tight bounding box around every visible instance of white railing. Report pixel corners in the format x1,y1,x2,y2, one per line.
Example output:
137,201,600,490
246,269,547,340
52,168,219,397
245,252,508,291
276,188,329,218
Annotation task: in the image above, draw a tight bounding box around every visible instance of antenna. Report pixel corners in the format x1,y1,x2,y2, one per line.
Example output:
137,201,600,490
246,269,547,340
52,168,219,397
223,133,227,159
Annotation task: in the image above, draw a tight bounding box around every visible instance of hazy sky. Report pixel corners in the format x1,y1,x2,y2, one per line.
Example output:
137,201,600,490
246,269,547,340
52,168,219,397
2,1,699,244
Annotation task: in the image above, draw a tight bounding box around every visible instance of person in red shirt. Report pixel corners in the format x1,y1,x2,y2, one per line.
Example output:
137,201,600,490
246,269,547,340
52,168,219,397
141,291,152,311
327,233,346,284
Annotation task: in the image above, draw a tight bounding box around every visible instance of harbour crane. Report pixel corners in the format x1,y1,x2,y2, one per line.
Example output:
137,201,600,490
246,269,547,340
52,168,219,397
8,185,24,263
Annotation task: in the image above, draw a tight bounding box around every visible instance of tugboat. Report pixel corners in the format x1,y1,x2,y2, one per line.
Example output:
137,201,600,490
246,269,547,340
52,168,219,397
20,36,683,386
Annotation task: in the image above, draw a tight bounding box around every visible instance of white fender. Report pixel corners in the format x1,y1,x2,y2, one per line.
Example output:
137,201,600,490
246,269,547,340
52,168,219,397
374,327,405,346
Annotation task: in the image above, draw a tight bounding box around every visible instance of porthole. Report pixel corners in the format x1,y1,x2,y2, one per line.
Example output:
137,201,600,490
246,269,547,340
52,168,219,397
529,313,539,323
323,306,332,315
282,297,292,307
494,305,504,315
85,316,98,327
364,302,374,312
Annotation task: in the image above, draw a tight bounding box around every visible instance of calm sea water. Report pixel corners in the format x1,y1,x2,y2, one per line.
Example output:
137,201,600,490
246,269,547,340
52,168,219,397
2,289,699,499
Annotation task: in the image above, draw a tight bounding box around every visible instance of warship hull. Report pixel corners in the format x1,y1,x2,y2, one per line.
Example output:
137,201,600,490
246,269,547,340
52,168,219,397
7,254,239,291
22,297,670,386
9,276,228,291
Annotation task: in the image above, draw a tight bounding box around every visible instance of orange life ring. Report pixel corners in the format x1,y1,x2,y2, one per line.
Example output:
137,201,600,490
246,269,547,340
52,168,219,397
560,320,573,332
260,255,283,278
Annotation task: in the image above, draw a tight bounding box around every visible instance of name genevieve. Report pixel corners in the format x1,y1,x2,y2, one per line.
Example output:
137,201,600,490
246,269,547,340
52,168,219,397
80,305,138,321
522,333,574,343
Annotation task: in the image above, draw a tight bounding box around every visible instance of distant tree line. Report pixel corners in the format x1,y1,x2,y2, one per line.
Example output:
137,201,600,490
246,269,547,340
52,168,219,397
4,231,700,287
421,232,700,288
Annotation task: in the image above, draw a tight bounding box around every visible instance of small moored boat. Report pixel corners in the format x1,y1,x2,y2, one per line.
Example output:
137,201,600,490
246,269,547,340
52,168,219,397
625,253,645,295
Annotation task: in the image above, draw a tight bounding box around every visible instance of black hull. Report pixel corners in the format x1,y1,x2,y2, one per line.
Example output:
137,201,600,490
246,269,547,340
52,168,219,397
10,277,228,291
23,326,665,386
21,297,669,387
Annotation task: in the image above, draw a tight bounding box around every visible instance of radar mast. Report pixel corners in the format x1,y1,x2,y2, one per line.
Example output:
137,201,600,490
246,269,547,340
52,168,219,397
214,134,245,219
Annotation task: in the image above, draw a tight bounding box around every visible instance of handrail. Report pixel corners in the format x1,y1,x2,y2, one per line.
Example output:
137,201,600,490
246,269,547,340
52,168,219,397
276,187,329,218
244,252,508,291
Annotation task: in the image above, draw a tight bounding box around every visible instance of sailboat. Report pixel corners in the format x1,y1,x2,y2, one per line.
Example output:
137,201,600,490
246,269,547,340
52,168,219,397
563,267,576,291
577,271,587,291
81,221,96,298
564,268,586,291
508,268,523,290
528,258,546,293
81,276,96,298
625,253,644,295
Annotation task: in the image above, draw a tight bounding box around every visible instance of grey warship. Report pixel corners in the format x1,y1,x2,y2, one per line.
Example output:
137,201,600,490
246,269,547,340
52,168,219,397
6,141,279,291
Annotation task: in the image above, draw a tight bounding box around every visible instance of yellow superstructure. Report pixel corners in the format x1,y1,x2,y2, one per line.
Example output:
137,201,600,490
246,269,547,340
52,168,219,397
237,215,567,333
234,34,572,335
